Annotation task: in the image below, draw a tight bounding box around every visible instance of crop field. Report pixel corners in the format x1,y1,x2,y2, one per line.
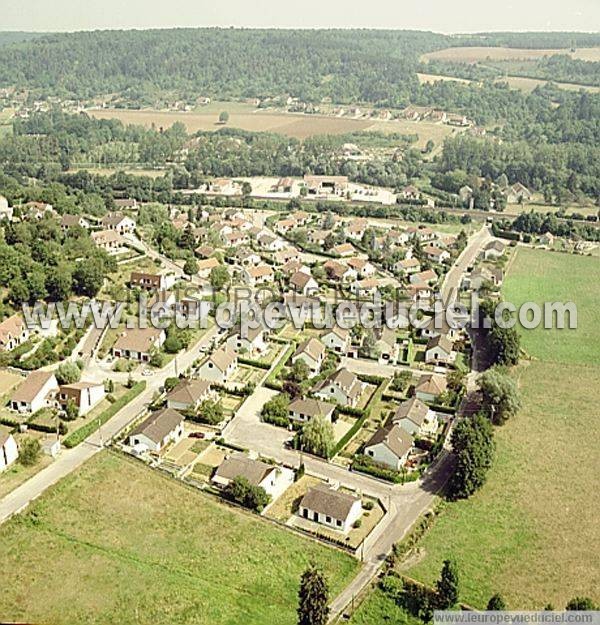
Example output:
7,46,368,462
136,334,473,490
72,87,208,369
406,248,600,608
497,75,600,94
417,72,472,85
421,46,600,63
0,452,358,625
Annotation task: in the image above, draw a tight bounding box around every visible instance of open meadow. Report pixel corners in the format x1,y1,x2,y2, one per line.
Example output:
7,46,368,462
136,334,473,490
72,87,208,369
0,452,358,625
421,46,600,63
406,247,600,608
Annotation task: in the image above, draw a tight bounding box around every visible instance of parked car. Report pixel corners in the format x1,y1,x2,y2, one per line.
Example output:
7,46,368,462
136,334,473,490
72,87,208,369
189,431,205,439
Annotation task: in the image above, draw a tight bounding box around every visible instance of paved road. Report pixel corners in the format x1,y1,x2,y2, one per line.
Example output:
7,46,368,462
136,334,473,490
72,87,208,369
0,325,218,525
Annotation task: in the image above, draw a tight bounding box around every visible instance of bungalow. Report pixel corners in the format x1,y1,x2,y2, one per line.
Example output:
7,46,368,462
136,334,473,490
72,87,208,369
350,278,380,298
345,218,368,241
129,407,184,453
484,240,506,260
313,368,363,408
363,424,413,471
332,243,355,258
292,338,326,375
275,218,297,234
60,214,90,231
307,230,330,247
10,370,58,414
0,427,19,471
92,229,123,251
419,316,461,342
57,381,105,417
425,335,454,365
299,484,362,532
212,453,291,499
112,327,166,362
321,326,350,355
242,265,274,287
303,174,349,197
406,283,433,306
415,373,448,403
232,248,261,268
394,257,421,275
274,248,301,265
198,348,238,383
324,260,356,283
423,245,450,263
223,230,249,247
166,378,213,411
256,233,286,252
197,257,221,279
392,397,438,437
226,324,267,356
288,398,336,424
375,326,398,364
194,244,215,259
410,269,438,286
290,210,310,226
347,257,376,279
281,260,310,277
101,212,136,234
289,271,319,296
114,198,138,209
407,226,436,243
0,315,29,352
130,271,168,291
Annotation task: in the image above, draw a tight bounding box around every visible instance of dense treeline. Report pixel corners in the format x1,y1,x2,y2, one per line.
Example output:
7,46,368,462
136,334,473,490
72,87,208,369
451,32,600,49
0,28,447,103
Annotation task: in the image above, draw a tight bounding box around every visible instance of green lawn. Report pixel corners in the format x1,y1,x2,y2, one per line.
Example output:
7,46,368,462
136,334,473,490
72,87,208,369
0,452,358,625
406,248,600,609
349,587,422,625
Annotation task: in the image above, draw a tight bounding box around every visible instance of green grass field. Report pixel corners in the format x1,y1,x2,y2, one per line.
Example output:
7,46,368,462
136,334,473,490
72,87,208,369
406,247,600,609
0,452,358,625
350,587,422,625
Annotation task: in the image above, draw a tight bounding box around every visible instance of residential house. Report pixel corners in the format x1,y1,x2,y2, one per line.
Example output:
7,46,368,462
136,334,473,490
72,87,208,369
415,373,447,403
198,348,238,383
166,378,214,411
425,335,454,365
299,484,362,532
212,453,292,499
484,240,506,260
410,269,438,286
275,218,297,234
10,371,58,414
313,368,363,408
91,229,122,251
288,398,336,424
129,408,184,453
101,212,136,234
226,324,267,356
197,257,221,279
113,198,138,209
506,182,532,204
273,177,294,193
350,278,380,298
0,315,29,352
112,327,166,362
324,260,356,283
459,185,473,204
423,245,450,263
274,248,301,265
321,326,350,355
0,427,19,471
281,260,310,277
363,424,413,471
256,233,286,252
347,258,376,279
232,247,261,268
345,218,368,241
292,338,326,375
539,232,555,247
375,326,399,364
289,271,319,296
60,214,90,231
419,316,461,342
194,244,216,259
332,243,355,258
57,381,105,417
307,230,330,247
223,230,249,248
392,397,438,437
400,185,420,200
242,265,274,287
394,257,421,275
130,271,168,291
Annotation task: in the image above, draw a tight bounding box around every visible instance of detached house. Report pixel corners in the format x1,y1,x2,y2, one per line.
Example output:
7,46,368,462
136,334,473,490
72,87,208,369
299,484,362,532
92,229,122,251
57,381,105,417
288,398,336,424
321,326,350,354
363,424,413,471
226,324,267,356
0,427,19,471
242,265,274,287
292,338,326,375
423,245,450,263
130,271,169,291
415,373,447,403
101,212,136,234
346,258,376,279
198,349,238,383
425,335,454,365
166,379,214,411
112,327,166,362
129,408,184,453
313,368,363,408
60,214,90,231
324,260,356,283
484,240,506,260
392,397,438,437
394,258,421,275
345,218,368,241
10,371,58,414
0,315,29,352
289,271,319,296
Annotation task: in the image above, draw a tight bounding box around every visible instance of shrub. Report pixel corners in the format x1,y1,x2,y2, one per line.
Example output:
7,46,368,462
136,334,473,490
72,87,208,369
224,476,270,512
18,437,41,466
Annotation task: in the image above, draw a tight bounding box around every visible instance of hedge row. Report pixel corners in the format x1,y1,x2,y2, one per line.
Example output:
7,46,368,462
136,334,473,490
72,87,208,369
0,416,66,435
237,356,271,370
63,381,146,448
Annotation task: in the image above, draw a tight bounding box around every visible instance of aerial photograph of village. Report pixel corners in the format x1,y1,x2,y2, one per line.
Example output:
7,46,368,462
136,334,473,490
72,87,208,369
0,1,598,624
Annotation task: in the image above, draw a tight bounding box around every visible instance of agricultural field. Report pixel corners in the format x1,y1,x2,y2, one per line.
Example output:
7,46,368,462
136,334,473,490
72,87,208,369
406,248,600,608
416,72,472,85
0,452,359,625
503,200,599,217
421,46,600,63
497,75,600,94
